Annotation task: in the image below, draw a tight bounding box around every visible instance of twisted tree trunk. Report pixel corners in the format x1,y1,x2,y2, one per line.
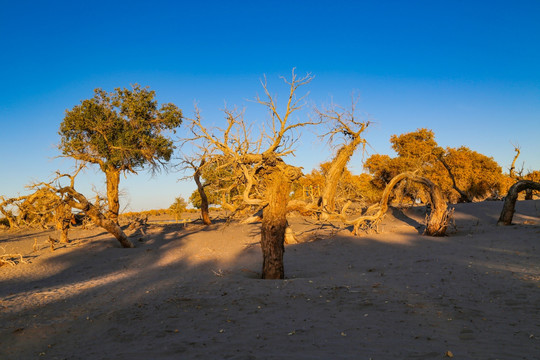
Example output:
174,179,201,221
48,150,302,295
498,180,540,225
194,160,212,225
319,138,363,216
348,172,450,236
62,187,134,248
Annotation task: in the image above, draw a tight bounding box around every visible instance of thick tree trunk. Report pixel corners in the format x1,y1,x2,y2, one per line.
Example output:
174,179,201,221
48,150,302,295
261,170,289,279
194,166,212,225
498,180,540,225
55,203,71,243
105,168,120,224
319,137,364,217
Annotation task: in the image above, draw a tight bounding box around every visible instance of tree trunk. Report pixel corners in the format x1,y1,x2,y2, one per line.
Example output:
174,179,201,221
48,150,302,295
509,147,520,179
319,137,364,217
55,203,71,243
194,165,212,225
498,180,540,225
261,170,289,279
0,210,18,229
105,168,120,224
348,172,450,236
437,155,472,203
63,187,134,248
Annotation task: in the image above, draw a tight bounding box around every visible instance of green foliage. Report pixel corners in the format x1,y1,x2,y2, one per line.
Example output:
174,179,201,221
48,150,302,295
59,84,183,173
169,196,188,218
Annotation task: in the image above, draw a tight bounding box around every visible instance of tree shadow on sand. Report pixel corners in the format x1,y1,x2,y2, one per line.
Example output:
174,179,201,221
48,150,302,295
0,201,539,359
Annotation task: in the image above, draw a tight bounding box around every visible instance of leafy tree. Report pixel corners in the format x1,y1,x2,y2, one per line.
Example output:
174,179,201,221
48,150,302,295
169,196,187,219
59,85,182,222
365,128,506,203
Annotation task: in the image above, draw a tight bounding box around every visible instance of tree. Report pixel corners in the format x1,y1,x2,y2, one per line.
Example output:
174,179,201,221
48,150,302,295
345,172,451,236
183,157,214,225
59,85,182,223
187,70,315,279
169,196,188,220
498,180,540,225
365,129,506,203
314,97,369,217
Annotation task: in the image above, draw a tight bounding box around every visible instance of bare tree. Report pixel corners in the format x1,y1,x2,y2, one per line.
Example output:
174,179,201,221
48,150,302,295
186,70,316,279
27,167,134,248
509,144,521,179
315,97,370,218
180,155,212,225
0,196,22,229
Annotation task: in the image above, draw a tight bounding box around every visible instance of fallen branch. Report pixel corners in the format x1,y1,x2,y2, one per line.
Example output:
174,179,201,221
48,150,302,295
0,253,26,266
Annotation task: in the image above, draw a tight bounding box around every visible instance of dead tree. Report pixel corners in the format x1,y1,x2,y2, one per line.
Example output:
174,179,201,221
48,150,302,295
497,180,540,225
187,70,315,279
59,186,134,248
181,156,212,225
347,172,451,236
0,196,22,229
507,145,535,200
315,97,370,218
509,145,521,179
33,168,134,248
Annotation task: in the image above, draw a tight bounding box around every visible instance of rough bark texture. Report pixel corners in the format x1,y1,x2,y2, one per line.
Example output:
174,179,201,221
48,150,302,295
498,180,540,225
105,168,120,224
194,165,212,225
349,172,450,236
319,136,364,216
55,203,71,243
261,170,289,279
62,187,134,248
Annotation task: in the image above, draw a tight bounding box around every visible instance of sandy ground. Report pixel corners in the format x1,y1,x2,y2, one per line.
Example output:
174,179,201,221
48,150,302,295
1,200,539,359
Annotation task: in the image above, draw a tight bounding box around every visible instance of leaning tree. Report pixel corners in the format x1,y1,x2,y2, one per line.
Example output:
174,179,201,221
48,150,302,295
59,85,182,223
187,70,317,279
314,97,370,218
498,180,540,226
346,172,452,236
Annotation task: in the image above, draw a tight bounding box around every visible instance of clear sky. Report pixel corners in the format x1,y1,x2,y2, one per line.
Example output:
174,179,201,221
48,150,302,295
1,0,539,211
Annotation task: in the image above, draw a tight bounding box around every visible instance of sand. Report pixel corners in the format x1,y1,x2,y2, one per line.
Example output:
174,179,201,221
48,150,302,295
1,200,539,359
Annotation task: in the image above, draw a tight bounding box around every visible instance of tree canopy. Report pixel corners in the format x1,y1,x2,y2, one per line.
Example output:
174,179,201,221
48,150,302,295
365,128,508,203
59,84,182,174
59,85,182,221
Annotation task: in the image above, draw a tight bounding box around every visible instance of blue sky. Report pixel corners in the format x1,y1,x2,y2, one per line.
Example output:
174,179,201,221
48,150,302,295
1,0,539,211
